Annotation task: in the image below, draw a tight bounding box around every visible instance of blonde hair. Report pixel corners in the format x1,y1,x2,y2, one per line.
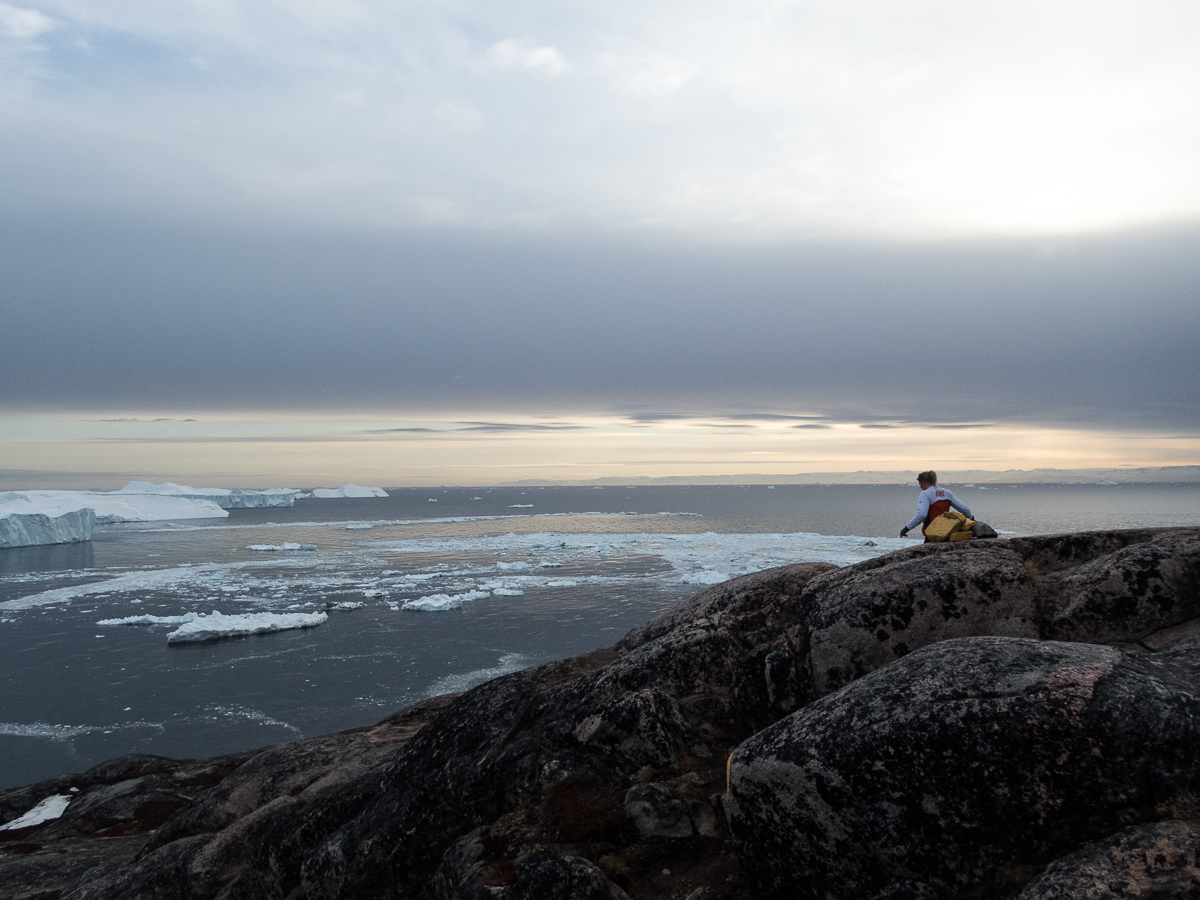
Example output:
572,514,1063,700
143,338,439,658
917,470,938,485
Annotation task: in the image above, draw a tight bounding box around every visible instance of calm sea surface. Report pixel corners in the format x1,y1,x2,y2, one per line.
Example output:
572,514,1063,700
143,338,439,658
2,482,1198,791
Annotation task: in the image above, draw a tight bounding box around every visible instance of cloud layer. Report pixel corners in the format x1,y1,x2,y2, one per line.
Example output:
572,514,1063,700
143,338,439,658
2,0,1198,465
2,0,1199,235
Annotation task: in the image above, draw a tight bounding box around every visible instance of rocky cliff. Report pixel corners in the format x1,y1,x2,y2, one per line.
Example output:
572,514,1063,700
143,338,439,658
2,527,1198,900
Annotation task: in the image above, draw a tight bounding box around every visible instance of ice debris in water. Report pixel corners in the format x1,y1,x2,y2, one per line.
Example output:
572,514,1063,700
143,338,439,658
401,590,490,611
681,570,730,585
97,613,199,626
330,601,366,610
246,543,318,552
166,610,328,643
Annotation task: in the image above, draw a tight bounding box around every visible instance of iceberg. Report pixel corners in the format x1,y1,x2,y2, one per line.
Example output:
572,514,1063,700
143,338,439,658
310,484,389,499
117,482,303,509
0,508,95,548
0,490,227,525
166,610,328,644
401,589,490,611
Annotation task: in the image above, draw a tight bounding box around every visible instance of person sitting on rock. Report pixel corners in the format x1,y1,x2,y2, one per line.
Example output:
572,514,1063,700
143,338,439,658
901,470,973,541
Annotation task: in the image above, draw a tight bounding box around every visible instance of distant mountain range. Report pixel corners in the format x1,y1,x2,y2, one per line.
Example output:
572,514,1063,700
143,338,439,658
503,466,1200,486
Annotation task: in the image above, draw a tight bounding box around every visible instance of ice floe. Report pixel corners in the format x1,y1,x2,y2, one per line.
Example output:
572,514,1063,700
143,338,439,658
246,543,318,552
401,590,490,611
166,610,328,643
310,484,389,499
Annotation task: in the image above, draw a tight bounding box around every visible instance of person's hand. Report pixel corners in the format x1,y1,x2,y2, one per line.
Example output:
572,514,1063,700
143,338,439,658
900,526,910,538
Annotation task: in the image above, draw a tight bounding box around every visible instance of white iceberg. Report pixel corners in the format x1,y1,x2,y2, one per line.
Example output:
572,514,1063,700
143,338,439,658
0,490,227,525
166,610,328,644
245,543,318,552
401,589,490,611
0,508,95,548
117,482,302,509
310,484,389,499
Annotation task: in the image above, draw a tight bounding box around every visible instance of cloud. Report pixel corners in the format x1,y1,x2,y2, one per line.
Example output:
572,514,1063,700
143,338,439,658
1,1,1197,237
0,3,54,39
486,39,567,75
455,422,588,432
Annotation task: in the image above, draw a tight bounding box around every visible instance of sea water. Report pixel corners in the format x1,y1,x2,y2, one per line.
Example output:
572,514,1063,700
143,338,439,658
2,482,1198,790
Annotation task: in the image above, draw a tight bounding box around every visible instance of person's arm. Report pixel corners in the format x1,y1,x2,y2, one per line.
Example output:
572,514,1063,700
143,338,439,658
901,493,929,536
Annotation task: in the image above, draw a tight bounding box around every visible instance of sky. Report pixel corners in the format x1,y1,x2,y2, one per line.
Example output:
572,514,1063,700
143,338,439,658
2,0,1198,488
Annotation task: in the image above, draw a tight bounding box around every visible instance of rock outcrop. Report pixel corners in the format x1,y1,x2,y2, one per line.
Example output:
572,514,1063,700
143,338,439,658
1,527,1198,900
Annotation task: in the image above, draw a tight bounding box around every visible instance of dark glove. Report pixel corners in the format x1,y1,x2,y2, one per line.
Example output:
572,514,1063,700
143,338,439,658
900,526,910,538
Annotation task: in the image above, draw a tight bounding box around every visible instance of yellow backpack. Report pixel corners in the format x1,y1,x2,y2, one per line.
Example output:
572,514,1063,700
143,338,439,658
924,511,975,543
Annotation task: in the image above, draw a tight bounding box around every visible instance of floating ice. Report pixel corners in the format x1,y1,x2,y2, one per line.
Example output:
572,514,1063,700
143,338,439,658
492,588,524,596
166,610,328,643
508,504,533,508
0,508,95,548
97,613,199,626
246,543,318,552
1,794,73,831
497,561,532,571
546,579,579,587
332,601,366,609
117,482,302,509
681,571,729,585
345,524,373,530
425,653,530,697
401,590,490,611
310,484,389,498
0,490,227,525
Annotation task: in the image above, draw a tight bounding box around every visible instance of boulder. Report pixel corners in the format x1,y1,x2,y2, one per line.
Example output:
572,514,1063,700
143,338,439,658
625,783,693,838
1015,820,1200,899
798,528,1200,701
727,634,1200,900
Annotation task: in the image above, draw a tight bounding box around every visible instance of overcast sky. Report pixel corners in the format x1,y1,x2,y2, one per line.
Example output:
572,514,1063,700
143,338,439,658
2,1,1198,483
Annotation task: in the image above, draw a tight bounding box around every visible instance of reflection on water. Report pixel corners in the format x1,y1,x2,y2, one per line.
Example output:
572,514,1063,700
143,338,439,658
0,541,93,577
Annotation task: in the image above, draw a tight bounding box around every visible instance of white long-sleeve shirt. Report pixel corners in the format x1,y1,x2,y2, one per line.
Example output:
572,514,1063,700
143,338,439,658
906,485,973,531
